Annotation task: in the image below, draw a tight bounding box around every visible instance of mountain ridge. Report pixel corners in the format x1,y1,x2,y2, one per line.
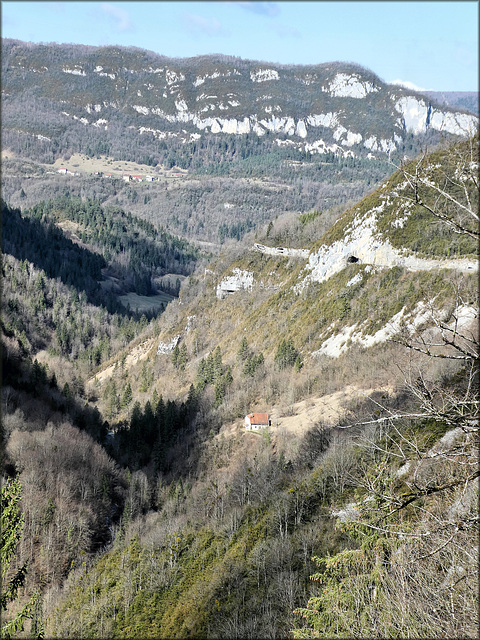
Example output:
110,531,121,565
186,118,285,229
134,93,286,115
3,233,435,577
2,39,478,167
144,138,477,373
424,91,478,115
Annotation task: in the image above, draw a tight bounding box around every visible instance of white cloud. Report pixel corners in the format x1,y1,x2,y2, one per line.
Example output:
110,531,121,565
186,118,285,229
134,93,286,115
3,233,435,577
236,2,281,18
183,13,229,37
100,3,133,32
390,79,429,92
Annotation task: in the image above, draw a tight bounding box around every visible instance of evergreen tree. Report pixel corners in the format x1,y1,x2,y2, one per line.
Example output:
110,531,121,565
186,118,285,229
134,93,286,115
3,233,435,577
121,382,133,408
151,388,160,412
139,362,153,392
205,352,215,385
171,343,180,368
237,336,249,362
195,358,207,390
1,477,43,639
103,380,120,419
178,343,188,371
62,382,73,408
243,352,264,377
294,354,303,372
214,378,227,407
143,400,156,445
275,338,299,370
213,346,223,383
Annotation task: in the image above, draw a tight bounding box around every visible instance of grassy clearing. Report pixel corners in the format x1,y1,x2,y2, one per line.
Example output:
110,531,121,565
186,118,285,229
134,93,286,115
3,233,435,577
119,291,174,313
51,153,172,177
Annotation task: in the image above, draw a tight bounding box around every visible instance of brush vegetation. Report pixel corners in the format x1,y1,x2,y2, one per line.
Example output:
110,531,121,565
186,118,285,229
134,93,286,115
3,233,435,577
1,110,478,640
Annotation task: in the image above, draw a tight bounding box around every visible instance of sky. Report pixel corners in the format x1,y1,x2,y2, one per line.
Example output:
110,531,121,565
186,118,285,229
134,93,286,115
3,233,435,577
1,1,478,91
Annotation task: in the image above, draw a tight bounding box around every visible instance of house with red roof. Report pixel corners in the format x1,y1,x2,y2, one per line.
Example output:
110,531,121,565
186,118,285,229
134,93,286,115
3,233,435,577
244,412,270,430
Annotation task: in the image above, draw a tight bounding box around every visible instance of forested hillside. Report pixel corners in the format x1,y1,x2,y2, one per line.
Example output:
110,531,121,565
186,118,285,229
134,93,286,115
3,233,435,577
1,55,478,639
2,39,478,247
2,39,477,169
2,198,199,313
1,152,393,244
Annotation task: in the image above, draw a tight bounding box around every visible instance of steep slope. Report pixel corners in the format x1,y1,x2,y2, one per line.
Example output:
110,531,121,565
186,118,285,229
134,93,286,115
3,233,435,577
1,197,200,314
144,138,477,367
3,133,477,639
2,39,477,168
297,140,478,288
80,139,477,458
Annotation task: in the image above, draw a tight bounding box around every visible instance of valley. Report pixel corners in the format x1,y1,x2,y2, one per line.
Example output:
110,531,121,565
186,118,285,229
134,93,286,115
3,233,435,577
1,39,478,640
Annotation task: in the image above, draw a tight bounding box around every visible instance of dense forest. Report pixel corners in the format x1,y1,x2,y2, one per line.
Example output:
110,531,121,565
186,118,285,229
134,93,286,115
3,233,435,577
2,198,200,312
1,145,396,245
24,197,199,294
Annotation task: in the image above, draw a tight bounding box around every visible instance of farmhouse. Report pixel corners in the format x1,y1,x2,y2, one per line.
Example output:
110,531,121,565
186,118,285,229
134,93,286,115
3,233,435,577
57,167,67,174
122,174,131,182
131,175,143,182
244,412,270,431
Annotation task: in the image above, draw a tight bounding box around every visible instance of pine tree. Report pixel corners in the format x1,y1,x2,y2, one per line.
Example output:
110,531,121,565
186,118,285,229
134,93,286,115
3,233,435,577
294,354,303,372
205,352,215,385
121,382,133,408
213,346,223,383
275,339,299,370
237,336,249,362
171,343,180,368
195,358,207,390
178,343,188,370
1,476,44,639
214,378,227,407
139,362,153,392
151,388,160,412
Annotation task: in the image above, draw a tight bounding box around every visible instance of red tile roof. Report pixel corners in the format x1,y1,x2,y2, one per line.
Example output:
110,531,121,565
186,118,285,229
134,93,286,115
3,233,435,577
246,412,269,425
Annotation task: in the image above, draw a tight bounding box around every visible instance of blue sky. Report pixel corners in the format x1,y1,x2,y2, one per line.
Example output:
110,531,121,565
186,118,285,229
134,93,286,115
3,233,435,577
2,1,478,91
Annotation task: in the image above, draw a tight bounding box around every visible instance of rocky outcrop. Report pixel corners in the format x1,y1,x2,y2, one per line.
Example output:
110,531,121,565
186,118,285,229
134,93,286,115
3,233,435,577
4,41,478,162
394,95,477,137
296,208,478,291
254,243,310,259
216,269,254,299
314,303,477,359
156,334,181,355
156,315,196,354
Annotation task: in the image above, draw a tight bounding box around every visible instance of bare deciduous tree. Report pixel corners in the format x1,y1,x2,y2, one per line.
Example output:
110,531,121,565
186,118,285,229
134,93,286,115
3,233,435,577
293,138,479,639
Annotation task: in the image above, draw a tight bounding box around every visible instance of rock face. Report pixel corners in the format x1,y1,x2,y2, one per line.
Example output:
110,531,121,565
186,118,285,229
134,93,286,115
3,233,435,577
156,335,181,355
2,40,478,161
216,269,254,299
254,243,310,259
296,211,477,291
156,316,196,354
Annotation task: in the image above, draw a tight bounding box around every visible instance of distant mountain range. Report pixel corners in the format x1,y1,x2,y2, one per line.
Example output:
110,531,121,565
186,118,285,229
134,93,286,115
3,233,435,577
1,39,478,168
424,91,478,115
